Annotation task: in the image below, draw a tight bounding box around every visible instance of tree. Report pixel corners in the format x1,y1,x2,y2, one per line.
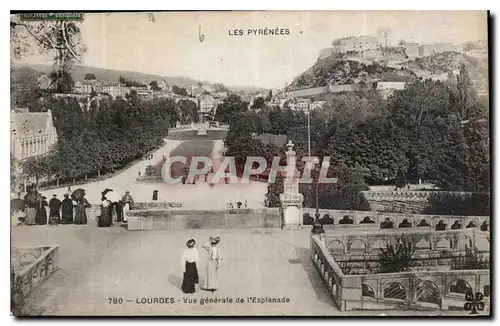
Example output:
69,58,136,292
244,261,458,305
250,97,266,111
214,94,248,124
21,156,49,187
378,236,416,273
265,173,284,207
435,117,470,191
149,80,161,91
452,246,489,270
11,16,86,93
172,85,188,96
456,64,476,119
266,90,272,101
84,73,96,80
10,154,18,192
10,67,43,109
214,83,229,93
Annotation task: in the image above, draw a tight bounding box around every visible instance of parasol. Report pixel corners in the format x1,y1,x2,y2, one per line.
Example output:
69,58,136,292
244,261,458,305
71,188,86,202
104,191,122,203
101,188,113,197
24,190,40,206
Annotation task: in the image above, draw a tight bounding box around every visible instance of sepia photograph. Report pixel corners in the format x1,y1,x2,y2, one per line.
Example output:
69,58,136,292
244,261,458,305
9,10,490,316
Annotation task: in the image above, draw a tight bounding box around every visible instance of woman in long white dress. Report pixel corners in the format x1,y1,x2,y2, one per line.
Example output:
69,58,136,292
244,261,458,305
122,202,130,223
202,237,222,292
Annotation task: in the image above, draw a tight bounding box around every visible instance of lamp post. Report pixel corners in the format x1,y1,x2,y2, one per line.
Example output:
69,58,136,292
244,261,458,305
307,104,324,234
311,163,324,234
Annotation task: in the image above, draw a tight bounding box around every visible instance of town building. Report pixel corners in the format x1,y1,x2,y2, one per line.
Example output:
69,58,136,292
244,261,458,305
132,86,153,99
74,79,104,94
376,81,406,99
10,108,58,161
101,82,127,98
333,35,381,53
198,93,219,113
310,100,327,111
287,98,311,112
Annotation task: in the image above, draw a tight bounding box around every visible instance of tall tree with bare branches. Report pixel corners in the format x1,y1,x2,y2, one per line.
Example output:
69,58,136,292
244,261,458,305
11,15,86,92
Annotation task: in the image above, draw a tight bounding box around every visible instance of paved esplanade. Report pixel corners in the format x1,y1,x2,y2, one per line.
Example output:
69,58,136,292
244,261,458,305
14,225,478,316
14,226,338,316
42,138,268,209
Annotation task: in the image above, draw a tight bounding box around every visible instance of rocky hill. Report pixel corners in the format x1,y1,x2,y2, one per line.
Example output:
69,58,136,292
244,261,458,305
288,48,487,92
401,51,487,85
288,54,416,90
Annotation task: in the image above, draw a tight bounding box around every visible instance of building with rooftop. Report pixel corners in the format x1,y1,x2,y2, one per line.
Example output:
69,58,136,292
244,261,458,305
10,109,58,161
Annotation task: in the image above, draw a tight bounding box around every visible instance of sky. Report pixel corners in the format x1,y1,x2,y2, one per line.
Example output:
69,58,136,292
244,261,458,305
13,11,488,89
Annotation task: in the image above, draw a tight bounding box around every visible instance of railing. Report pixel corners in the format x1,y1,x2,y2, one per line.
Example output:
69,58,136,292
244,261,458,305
303,208,490,232
11,245,59,299
311,235,490,311
323,228,489,256
310,234,346,310
362,191,472,202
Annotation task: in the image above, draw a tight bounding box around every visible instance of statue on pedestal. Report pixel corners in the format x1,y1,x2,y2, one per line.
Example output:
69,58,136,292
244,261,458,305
279,141,304,230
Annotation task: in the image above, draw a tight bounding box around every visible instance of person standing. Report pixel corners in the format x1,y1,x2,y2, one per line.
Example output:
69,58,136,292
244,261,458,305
74,197,91,225
24,199,37,226
98,199,113,227
48,194,62,225
122,190,135,209
115,200,124,223
60,194,74,224
122,202,130,223
181,239,199,294
152,190,158,201
35,196,48,225
202,237,222,292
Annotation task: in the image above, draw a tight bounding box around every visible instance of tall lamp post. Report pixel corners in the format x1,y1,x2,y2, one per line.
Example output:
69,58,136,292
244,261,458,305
306,104,324,234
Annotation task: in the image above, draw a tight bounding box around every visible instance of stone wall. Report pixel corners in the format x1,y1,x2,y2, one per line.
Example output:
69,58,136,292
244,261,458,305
126,208,282,230
311,235,490,311
11,245,59,299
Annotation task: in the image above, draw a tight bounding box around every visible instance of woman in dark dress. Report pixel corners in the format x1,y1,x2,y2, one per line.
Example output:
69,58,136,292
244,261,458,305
48,194,62,225
60,194,74,224
98,199,113,227
35,196,48,225
74,197,91,225
181,239,199,294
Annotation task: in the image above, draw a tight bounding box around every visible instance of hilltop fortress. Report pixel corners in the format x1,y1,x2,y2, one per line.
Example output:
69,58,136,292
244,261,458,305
318,27,465,61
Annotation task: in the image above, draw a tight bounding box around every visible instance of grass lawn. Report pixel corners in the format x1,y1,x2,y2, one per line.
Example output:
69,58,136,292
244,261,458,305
167,129,227,140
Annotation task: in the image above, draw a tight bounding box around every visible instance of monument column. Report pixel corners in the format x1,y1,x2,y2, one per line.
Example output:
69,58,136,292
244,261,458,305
280,141,304,230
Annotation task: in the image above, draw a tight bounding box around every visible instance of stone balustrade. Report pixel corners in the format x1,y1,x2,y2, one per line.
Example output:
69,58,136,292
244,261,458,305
303,208,489,232
362,191,472,202
323,228,488,256
11,245,59,299
311,235,490,311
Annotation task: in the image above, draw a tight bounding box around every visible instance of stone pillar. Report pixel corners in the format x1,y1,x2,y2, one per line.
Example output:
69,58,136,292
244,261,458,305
280,141,304,230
